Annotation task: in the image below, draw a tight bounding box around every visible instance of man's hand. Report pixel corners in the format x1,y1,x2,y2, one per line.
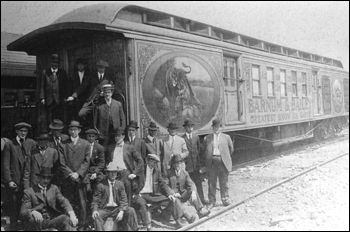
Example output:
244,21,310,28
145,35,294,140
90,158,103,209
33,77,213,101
128,174,136,180
90,173,97,180
190,191,197,202
41,99,45,105
116,211,124,221
174,193,181,198
8,181,17,189
70,172,79,180
168,195,176,202
69,213,78,227
92,211,99,220
31,210,43,223
66,96,75,102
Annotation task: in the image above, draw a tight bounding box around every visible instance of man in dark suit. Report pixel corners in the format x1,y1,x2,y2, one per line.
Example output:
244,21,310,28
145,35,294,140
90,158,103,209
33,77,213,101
125,120,147,164
143,122,163,172
203,119,234,210
168,155,210,219
94,84,126,147
105,127,144,205
20,168,78,231
39,54,69,124
182,119,208,204
91,162,139,231
60,121,91,231
1,122,37,226
23,133,59,189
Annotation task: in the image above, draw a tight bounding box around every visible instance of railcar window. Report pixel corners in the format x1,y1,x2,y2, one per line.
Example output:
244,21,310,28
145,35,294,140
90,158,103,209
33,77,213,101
252,65,261,96
280,70,287,97
267,67,275,96
292,71,298,97
223,58,237,87
301,72,307,96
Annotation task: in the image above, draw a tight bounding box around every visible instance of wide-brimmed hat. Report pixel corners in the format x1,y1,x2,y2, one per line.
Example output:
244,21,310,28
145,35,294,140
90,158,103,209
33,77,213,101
67,120,82,129
127,120,139,129
96,60,109,67
14,122,32,130
148,122,158,131
212,119,222,127
111,127,125,136
85,129,99,136
170,154,183,163
105,162,124,172
147,154,160,162
183,120,195,127
167,122,178,129
102,84,115,91
49,119,64,130
35,133,50,141
35,167,53,177
50,54,59,64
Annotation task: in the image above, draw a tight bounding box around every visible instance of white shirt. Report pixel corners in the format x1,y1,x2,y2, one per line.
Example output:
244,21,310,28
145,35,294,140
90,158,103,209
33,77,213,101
89,143,94,158
78,71,84,84
71,136,79,145
186,133,192,140
112,142,127,170
140,166,154,194
98,73,104,81
106,180,118,207
105,98,111,106
213,133,220,155
147,135,155,143
16,136,25,146
51,68,58,74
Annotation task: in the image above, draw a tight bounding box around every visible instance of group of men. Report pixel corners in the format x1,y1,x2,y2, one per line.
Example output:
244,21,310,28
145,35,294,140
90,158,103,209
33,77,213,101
1,53,235,231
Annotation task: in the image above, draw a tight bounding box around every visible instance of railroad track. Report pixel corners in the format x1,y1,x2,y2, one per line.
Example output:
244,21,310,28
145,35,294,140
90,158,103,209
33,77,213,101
178,151,349,231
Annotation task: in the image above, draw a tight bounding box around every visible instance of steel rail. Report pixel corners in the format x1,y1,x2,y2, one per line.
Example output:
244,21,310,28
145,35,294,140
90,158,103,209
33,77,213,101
178,151,349,231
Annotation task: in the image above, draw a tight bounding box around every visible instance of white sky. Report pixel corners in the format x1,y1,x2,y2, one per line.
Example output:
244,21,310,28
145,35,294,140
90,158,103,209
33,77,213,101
1,1,349,71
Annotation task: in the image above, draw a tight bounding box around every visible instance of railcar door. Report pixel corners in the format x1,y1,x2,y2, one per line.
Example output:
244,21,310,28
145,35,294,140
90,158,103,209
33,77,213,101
312,71,322,115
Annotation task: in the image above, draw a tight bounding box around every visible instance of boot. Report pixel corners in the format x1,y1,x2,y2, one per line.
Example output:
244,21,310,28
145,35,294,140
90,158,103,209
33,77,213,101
198,207,210,218
183,212,196,224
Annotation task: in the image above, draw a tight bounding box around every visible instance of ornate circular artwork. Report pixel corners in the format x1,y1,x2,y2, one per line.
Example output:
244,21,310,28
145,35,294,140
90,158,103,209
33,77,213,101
142,52,221,130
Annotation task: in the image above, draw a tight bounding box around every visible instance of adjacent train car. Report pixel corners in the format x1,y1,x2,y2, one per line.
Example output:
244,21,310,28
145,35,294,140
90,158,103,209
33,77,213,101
7,3,349,149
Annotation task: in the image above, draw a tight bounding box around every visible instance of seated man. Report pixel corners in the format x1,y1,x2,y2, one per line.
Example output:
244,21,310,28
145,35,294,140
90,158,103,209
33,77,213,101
168,155,210,219
132,154,195,230
91,162,139,231
20,168,78,231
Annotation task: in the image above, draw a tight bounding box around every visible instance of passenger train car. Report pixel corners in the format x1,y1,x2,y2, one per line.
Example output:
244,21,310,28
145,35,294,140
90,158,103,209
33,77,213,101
8,3,349,149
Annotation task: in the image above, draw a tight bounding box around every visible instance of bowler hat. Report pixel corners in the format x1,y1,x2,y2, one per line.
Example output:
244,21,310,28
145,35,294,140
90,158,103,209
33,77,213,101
67,120,82,129
167,122,178,129
96,60,109,67
212,119,222,127
75,58,86,65
112,127,125,136
127,120,139,129
147,154,160,162
50,54,59,64
85,129,99,136
36,167,53,177
49,119,64,130
183,120,195,127
170,154,183,163
14,122,32,130
105,162,124,172
148,122,158,131
35,133,50,141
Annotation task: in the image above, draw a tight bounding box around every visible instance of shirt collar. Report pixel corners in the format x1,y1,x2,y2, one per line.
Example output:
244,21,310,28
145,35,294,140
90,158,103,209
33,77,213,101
71,136,79,142
147,135,154,141
38,183,46,190
16,136,25,144
116,141,124,147
186,133,192,139
108,179,115,185
51,67,58,73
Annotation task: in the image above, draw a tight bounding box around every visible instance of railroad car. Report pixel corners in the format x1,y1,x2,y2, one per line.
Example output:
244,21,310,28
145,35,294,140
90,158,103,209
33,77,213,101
7,3,349,150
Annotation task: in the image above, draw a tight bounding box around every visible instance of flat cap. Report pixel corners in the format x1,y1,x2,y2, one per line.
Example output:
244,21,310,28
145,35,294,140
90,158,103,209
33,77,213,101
15,122,32,130
147,154,160,162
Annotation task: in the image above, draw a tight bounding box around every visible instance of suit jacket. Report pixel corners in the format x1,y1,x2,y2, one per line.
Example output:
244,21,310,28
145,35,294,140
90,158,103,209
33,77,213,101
93,99,126,139
182,133,203,173
125,137,147,164
140,166,174,197
91,179,127,212
203,133,234,172
48,133,69,152
162,135,188,177
23,147,59,189
20,184,73,220
83,142,105,184
60,137,91,180
1,138,37,188
39,68,69,105
70,70,90,101
143,136,163,171
168,169,196,194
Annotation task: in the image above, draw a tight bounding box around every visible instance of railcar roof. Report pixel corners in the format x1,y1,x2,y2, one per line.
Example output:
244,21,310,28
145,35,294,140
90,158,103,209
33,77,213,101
7,3,344,69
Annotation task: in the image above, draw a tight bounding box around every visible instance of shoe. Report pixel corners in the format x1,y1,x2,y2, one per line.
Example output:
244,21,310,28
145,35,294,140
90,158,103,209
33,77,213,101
183,212,196,224
222,200,231,207
201,199,210,205
146,225,153,231
175,220,184,229
207,203,215,210
198,207,210,218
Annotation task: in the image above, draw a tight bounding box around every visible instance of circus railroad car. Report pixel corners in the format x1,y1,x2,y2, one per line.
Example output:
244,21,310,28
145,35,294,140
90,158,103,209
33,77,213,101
8,3,349,149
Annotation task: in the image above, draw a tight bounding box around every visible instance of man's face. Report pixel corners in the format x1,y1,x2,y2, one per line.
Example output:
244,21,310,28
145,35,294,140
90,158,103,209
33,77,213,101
114,134,125,144
103,90,113,100
77,63,85,72
86,134,98,143
213,125,221,134
38,140,48,148
39,176,52,188
148,159,158,169
97,66,105,74
128,127,136,138
168,128,176,136
51,62,58,69
174,161,182,172
148,129,157,137
52,129,62,137
16,128,28,139
106,171,118,181
184,125,194,134
68,127,81,138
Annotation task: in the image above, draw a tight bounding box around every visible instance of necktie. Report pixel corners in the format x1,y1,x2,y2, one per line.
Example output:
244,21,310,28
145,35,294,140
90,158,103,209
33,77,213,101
108,182,117,206
99,74,102,81
41,187,47,201
56,137,61,145
19,138,24,146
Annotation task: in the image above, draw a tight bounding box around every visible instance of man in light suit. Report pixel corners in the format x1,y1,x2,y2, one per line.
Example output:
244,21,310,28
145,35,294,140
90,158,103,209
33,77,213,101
93,84,126,147
91,162,139,231
161,122,188,178
1,122,37,225
143,122,163,171
203,119,234,210
20,168,78,231
60,121,91,231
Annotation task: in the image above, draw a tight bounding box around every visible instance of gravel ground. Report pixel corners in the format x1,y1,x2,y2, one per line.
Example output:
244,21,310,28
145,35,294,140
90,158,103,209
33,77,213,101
192,129,349,231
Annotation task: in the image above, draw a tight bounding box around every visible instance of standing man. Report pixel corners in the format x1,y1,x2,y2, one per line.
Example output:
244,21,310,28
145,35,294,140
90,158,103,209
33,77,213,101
105,128,144,205
125,120,147,163
182,120,208,204
161,122,188,178
39,54,69,124
203,119,234,210
20,168,78,231
143,122,163,171
93,84,125,147
91,162,139,231
1,122,37,226
60,121,90,231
